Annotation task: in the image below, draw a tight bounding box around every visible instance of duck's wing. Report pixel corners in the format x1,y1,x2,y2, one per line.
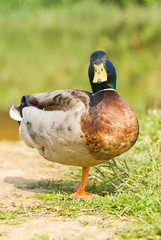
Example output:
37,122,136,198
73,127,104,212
10,89,91,120
27,90,91,111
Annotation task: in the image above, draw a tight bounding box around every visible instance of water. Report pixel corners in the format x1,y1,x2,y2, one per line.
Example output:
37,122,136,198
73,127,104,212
0,111,20,141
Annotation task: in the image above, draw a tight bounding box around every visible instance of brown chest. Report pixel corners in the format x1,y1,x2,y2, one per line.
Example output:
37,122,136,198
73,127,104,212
80,90,139,160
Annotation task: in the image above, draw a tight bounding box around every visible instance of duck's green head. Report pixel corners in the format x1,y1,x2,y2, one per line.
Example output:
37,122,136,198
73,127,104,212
88,51,116,93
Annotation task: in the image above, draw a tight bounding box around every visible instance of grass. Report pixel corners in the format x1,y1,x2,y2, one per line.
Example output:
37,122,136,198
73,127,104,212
0,0,161,113
28,235,84,240
28,234,50,240
0,109,161,239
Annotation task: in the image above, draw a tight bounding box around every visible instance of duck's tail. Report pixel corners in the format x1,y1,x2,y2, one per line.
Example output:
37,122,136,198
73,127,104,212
9,105,22,121
9,95,31,122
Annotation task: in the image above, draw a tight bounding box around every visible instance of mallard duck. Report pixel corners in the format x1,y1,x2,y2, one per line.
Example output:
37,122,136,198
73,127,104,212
10,51,139,199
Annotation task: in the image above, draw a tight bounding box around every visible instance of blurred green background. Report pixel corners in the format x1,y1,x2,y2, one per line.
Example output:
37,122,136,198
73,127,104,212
0,0,161,140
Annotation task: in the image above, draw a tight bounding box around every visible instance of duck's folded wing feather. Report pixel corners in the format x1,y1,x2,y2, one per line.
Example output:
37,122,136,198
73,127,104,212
10,90,91,120
27,90,91,111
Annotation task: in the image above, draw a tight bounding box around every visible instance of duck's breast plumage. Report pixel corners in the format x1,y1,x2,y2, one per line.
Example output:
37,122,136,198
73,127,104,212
80,89,139,161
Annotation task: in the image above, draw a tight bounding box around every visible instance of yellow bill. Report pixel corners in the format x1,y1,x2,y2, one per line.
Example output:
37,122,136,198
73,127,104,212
93,63,107,84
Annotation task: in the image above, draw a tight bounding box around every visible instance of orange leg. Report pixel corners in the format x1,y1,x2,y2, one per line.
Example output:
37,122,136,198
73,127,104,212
69,167,93,199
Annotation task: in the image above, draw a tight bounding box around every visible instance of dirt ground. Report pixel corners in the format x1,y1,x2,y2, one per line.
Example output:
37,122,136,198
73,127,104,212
0,141,125,240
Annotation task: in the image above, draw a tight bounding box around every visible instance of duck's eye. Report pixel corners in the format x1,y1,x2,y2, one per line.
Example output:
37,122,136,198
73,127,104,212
95,69,97,72
101,68,103,71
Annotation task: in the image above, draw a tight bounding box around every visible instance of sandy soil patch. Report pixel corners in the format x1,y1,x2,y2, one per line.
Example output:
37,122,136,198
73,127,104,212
0,141,125,240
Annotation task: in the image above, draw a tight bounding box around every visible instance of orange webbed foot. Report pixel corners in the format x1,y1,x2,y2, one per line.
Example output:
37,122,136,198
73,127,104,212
69,190,94,200
70,167,96,200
